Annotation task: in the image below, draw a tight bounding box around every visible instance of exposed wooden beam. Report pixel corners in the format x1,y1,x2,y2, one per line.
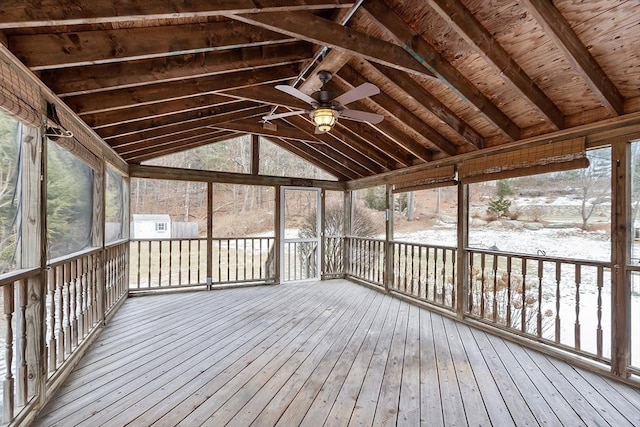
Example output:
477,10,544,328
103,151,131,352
427,0,564,130
9,21,297,70
107,107,269,148
41,42,314,97
0,1,355,29
125,133,238,164
298,49,352,94
209,117,318,141
228,11,437,80
267,137,361,181
369,62,483,150
335,67,456,157
68,64,300,114
522,0,624,116
251,134,260,175
84,94,236,128
362,0,520,141
219,85,310,110
284,115,386,175
120,130,231,158
129,163,349,190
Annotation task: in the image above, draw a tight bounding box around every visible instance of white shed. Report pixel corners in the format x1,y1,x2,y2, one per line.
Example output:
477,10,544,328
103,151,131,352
131,214,171,239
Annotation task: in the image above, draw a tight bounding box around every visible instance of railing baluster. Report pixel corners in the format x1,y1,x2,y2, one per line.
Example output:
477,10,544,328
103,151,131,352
596,266,604,358
136,241,141,288
506,256,512,327
48,269,56,372
168,240,172,287
179,240,183,285
441,248,447,305
521,258,527,333
63,263,71,358
17,279,28,406
158,240,163,287
480,253,486,318
3,284,15,423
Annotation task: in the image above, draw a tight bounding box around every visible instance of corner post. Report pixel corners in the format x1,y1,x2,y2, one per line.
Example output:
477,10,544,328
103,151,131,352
611,140,630,377
343,190,352,278
274,185,282,284
456,182,469,319
320,189,326,280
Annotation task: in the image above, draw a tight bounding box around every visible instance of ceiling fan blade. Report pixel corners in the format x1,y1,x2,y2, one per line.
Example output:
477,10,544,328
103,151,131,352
275,85,316,106
339,109,384,124
334,83,380,106
262,110,307,121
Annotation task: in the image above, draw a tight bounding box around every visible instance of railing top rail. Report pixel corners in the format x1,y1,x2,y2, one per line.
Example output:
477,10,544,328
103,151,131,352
344,236,385,242
105,238,129,249
130,236,275,242
466,247,611,267
391,240,457,251
0,267,40,286
47,246,102,268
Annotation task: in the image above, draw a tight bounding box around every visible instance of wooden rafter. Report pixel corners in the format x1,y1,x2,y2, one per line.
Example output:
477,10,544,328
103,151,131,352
108,110,269,154
0,1,355,28
522,0,624,116
227,11,438,80
67,64,300,115
9,21,297,70
427,0,564,130
362,0,521,141
120,130,232,159
334,68,454,157
368,62,483,150
40,42,314,97
298,49,352,94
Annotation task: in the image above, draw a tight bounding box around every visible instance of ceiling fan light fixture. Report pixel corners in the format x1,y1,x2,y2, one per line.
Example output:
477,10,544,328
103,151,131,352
312,107,337,132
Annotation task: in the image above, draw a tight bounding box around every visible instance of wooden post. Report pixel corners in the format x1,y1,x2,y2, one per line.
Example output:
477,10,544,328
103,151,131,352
342,190,352,278
456,183,469,319
611,140,630,377
93,163,106,323
320,189,326,280
123,175,131,291
207,182,213,289
251,134,259,175
15,125,44,406
274,185,282,284
384,184,394,292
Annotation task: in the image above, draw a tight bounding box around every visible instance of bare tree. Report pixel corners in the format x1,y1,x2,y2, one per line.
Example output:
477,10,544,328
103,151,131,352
577,148,611,230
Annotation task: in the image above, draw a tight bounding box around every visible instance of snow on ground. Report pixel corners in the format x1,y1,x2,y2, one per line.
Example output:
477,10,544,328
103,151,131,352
394,224,610,262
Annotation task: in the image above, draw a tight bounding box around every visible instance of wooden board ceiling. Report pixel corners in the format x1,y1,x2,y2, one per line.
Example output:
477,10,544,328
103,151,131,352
1,0,639,181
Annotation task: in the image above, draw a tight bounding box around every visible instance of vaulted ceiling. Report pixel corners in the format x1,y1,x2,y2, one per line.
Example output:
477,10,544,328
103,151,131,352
1,0,639,181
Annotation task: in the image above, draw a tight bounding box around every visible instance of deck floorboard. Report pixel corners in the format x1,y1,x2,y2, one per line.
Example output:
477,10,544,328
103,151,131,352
33,280,640,427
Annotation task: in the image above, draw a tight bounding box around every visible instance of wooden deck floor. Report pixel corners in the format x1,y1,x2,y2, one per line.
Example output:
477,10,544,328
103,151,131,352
34,279,639,427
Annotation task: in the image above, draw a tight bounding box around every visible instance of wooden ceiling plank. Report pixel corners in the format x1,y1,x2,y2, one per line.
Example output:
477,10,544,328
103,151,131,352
84,94,236,128
41,42,314,97
0,1,355,29
427,0,564,130
336,67,456,157
9,21,298,70
68,64,300,115
369,62,484,150
219,85,310,110
108,108,269,150
228,11,437,80
284,115,387,174
363,0,520,141
267,137,361,181
522,0,624,116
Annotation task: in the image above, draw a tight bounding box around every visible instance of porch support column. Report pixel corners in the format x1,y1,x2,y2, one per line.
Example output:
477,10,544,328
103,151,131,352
274,185,282,284
611,141,630,377
17,125,45,403
343,190,352,278
206,182,213,290
320,189,326,280
251,134,259,175
456,182,469,319
384,184,394,292
93,162,105,324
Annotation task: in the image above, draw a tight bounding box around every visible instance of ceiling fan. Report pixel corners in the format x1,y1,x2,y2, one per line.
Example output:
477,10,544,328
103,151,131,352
262,70,384,134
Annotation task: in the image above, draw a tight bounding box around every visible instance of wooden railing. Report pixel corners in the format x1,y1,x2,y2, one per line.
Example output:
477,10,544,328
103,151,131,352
129,237,275,290
466,248,612,363
344,237,385,287
282,240,318,282
0,268,40,424
323,236,344,278
392,241,457,311
0,240,129,425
